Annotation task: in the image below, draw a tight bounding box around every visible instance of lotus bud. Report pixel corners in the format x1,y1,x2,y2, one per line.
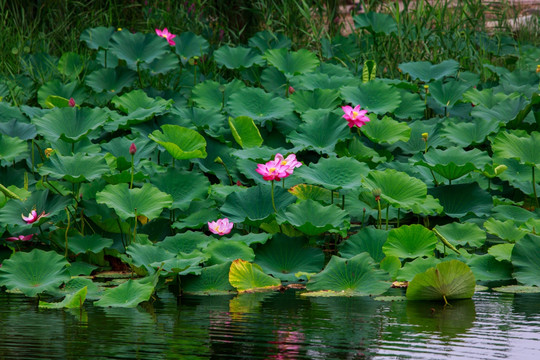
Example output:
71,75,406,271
129,142,137,155
424,84,429,93
422,132,428,141
214,156,224,165
44,148,54,158
372,188,381,200
288,86,295,94
68,97,76,107
494,164,508,176
537,65,540,73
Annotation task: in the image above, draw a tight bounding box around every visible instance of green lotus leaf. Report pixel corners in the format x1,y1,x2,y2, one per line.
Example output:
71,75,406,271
173,107,226,136
37,80,88,108
467,254,513,281
229,259,281,291
150,167,210,211
306,253,391,295
277,199,350,236
380,256,401,279
263,48,319,76
393,90,425,120
290,73,358,91
182,262,235,295
172,204,220,231
226,87,294,125
94,278,154,308
361,115,411,145
0,249,70,297
254,234,324,281
511,234,540,286
126,243,176,272
406,260,476,301
141,51,179,75
112,89,172,115
228,116,263,149
228,233,271,247
0,135,28,164
353,12,397,35
39,153,110,183
289,89,341,112
491,130,540,167
0,102,27,122
204,241,255,266
488,243,514,262
492,285,540,294
294,156,369,193
495,158,540,196
67,261,98,276
58,277,102,300
192,79,246,111
248,31,292,53
441,118,500,147
472,96,528,125
68,234,113,254
260,66,288,93
433,222,485,248
39,286,87,309
80,26,115,50
174,32,210,59
96,183,172,221
363,169,427,210
0,119,36,141
429,183,493,218
339,227,388,262
57,52,83,79
416,147,491,181
149,124,207,160
463,87,513,107
85,67,136,94
398,60,459,82
109,30,169,69
288,184,331,202
100,137,156,166
397,257,441,282
32,107,108,143
492,204,537,223
155,256,204,275
220,185,295,225
341,81,401,115
484,218,527,242
287,109,350,155
429,79,470,108
214,45,264,69
157,231,213,255
383,224,437,259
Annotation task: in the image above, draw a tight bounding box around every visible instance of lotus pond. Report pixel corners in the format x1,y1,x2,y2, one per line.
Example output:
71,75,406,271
0,17,539,348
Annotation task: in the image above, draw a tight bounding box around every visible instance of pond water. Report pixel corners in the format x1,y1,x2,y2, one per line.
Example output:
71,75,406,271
1,290,540,359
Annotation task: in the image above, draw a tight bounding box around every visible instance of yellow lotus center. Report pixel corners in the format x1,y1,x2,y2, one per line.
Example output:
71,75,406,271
281,160,288,166
215,225,221,232
269,167,276,173
161,34,167,38
352,111,359,118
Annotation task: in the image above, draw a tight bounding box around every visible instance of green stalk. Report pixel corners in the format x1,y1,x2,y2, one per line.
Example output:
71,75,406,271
64,207,70,259
130,153,134,189
385,206,389,230
271,180,277,213
377,198,382,230
533,165,539,209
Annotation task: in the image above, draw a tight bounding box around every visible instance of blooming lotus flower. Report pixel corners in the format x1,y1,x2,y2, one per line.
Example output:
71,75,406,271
342,105,370,128
274,153,302,177
155,28,176,46
21,210,49,224
5,234,34,242
208,218,234,235
256,159,288,181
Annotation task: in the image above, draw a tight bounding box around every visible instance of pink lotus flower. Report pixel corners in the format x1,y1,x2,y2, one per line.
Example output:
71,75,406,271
5,234,34,242
342,105,370,128
274,153,302,177
21,210,49,224
208,218,233,235
256,159,288,181
155,28,176,46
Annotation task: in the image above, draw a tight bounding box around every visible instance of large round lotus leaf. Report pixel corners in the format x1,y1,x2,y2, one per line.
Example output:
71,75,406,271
393,90,425,120
157,231,213,255
294,156,369,193
288,184,331,202
488,243,514,262
174,107,227,135
228,233,271,247
67,261,98,277
492,205,537,224
0,135,28,164
85,67,136,94
142,51,179,75
0,119,36,141
429,183,493,218
214,45,264,69
37,80,88,109
276,199,350,236
228,116,263,149
229,259,281,291
100,137,156,166
204,241,255,266
68,234,113,254
261,66,288,93
220,184,295,225
109,30,169,69
287,109,350,155
263,48,319,76
111,89,171,118
182,262,235,295
254,234,324,281
94,278,154,308
483,218,527,242
32,107,108,143
361,115,411,145
511,234,540,286
192,79,246,111
383,224,437,259
415,147,491,181
441,118,500,147
39,153,110,183
467,254,513,281
339,228,388,262
380,256,401,279
289,89,341,113
495,158,540,196
491,130,540,167
397,257,441,282
290,73,358,91
226,87,294,125
174,32,210,59
126,243,176,272
429,79,471,108
406,260,476,301
363,169,427,210
0,249,70,297
150,167,210,211
58,52,83,79
306,253,391,295
149,124,207,160
353,12,397,34
398,60,459,82
80,26,115,50
157,256,204,275
472,96,527,126
433,222,485,248
341,81,401,115
248,30,291,53
96,183,172,221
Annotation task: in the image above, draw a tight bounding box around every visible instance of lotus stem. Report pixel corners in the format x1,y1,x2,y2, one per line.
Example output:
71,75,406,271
130,153,135,189
361,208,366,229
136,61,143,88
132,208,138,244
385,206,389,230
342,195,345,210
64,207,70,259
377,198,382,229
31,139,35,174
397,208,400,227
271,180,277,213
282,178,285,188
330,190,334,204
533,165,539,209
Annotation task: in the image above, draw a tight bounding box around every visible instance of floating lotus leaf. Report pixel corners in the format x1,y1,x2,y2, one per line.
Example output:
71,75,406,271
415,147,491,181
406,260,476,301
511,234,540,286
96,183,172,221
488,243,514,262
174,32,210,59
288,184,331,202
0,135,28,164
306,253,391,295
80,26,115,50
37,80,88,108
397,257,441,282
263,48,319,76
192,79,246,111
149,124,207,160
0,249,70,297
289,89,341,112
492,285,540,294
94,278,154,308
429,183,493,218
254,234,324,281
483,218,527,242
85,67,136,94
467,254,513,281
363,169,427,210
353,12,397,35
204,241,255,266
361,115,411,145
249,31,292,53
182,262,235,295
429,79,471,108
441,118,500,147
226,87,294,125
277,200,350,236
339,228,388,262
398,60,459,82
68,234,113,254
109,30,169,70
0,119,36,140
341,81,401,115
383,224,437,259
39,286,87,309
229,116,263,149
39,153,110,183
157,231,213,255
150,167,210,211
229,259,281,291
214,45,264,69
492,130,540,167
433,222,485,248
32,107,108,143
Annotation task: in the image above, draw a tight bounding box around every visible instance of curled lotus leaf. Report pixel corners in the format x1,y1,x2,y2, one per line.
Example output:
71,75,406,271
229,259,281,292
